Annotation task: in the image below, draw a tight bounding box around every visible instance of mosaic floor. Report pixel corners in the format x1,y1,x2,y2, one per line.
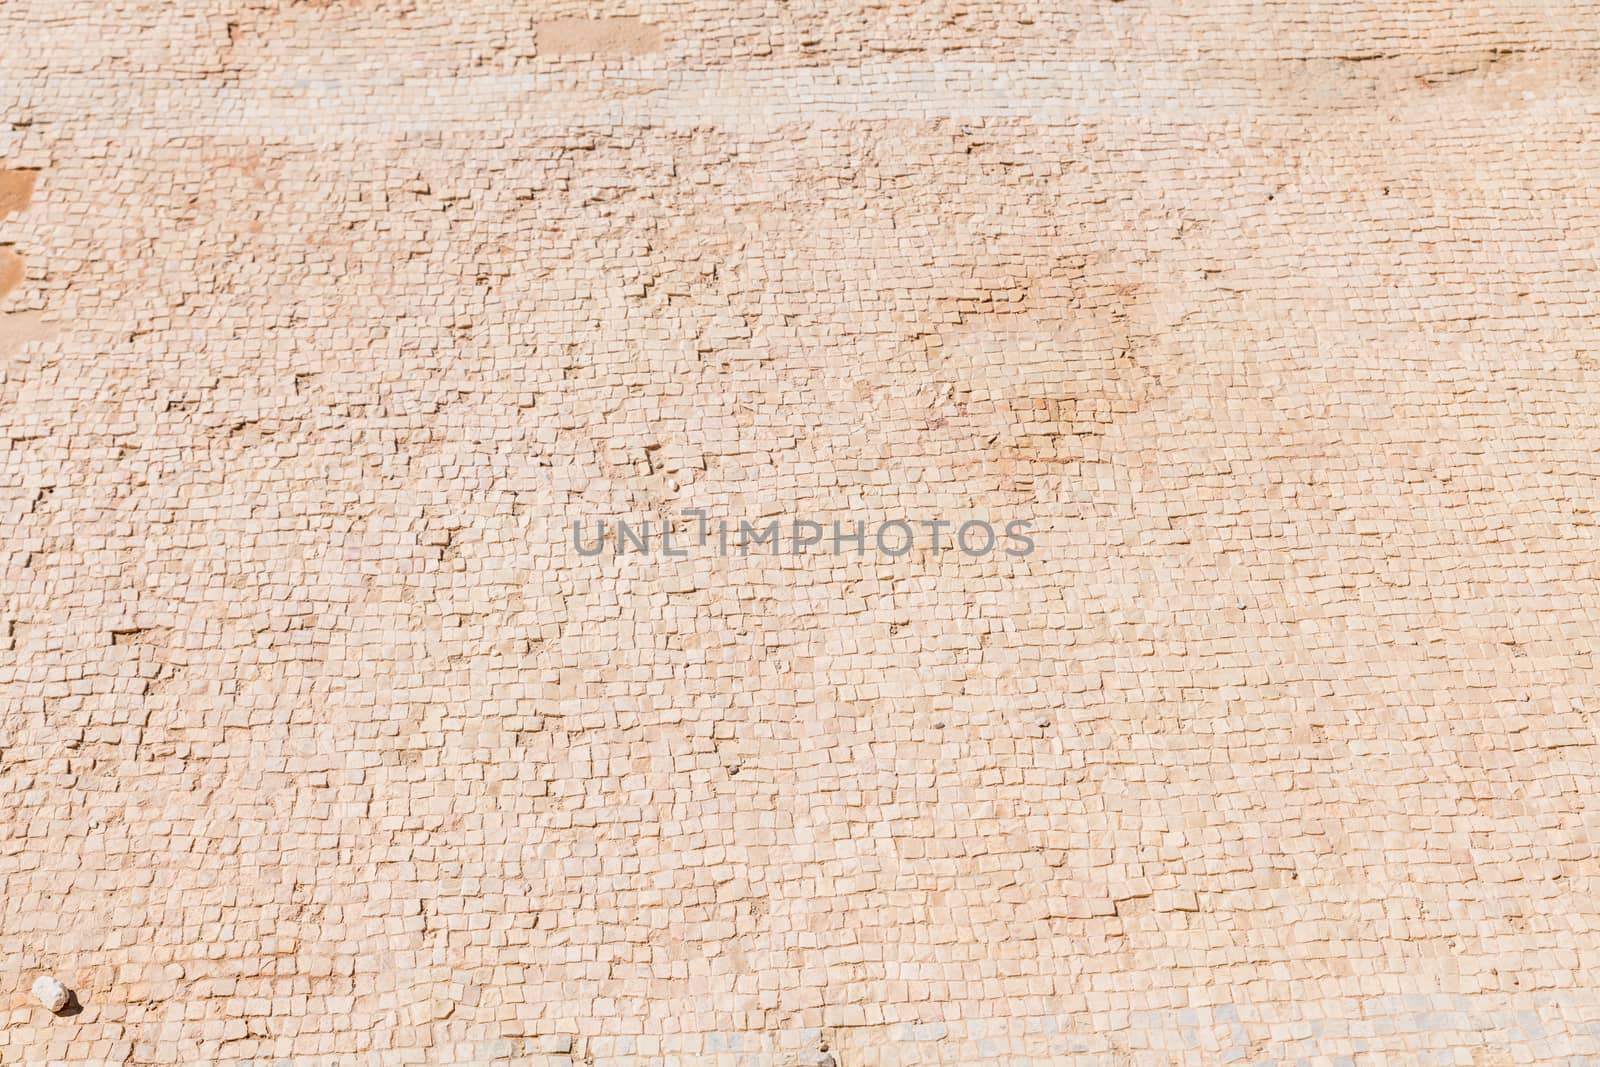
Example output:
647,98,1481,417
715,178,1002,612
5,2,1600,1063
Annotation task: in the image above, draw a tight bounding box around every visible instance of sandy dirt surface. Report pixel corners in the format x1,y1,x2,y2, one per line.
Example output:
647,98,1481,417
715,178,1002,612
5,2,1600,1065
0,170,35,220
0,249,23,304
534,18,662,57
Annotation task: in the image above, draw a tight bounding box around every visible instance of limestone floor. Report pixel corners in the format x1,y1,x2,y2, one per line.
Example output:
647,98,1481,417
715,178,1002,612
4,2,1600,1063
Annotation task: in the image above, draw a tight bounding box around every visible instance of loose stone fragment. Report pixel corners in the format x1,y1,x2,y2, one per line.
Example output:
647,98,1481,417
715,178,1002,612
31,975,69,1013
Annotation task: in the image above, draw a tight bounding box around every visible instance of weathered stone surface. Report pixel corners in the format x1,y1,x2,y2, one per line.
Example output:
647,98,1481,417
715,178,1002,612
4,1,1600,1064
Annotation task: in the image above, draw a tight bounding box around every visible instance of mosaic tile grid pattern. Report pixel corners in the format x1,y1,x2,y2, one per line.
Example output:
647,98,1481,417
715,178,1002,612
6,2,1600,1063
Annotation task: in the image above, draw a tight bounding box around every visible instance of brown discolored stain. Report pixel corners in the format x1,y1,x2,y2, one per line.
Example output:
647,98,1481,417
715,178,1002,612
928,308,1152,462
913,260,1167,466
1263,46,1550,107
535,17,661,56
0,247,24,301
0,169,36,219
0,170,50,350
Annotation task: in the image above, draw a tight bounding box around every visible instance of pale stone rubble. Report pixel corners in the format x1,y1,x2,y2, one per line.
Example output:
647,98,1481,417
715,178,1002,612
32,975,70,1014
5,0,1600,1064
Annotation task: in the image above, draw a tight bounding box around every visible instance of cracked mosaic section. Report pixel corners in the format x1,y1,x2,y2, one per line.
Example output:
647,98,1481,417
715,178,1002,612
4,1,1600,1064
